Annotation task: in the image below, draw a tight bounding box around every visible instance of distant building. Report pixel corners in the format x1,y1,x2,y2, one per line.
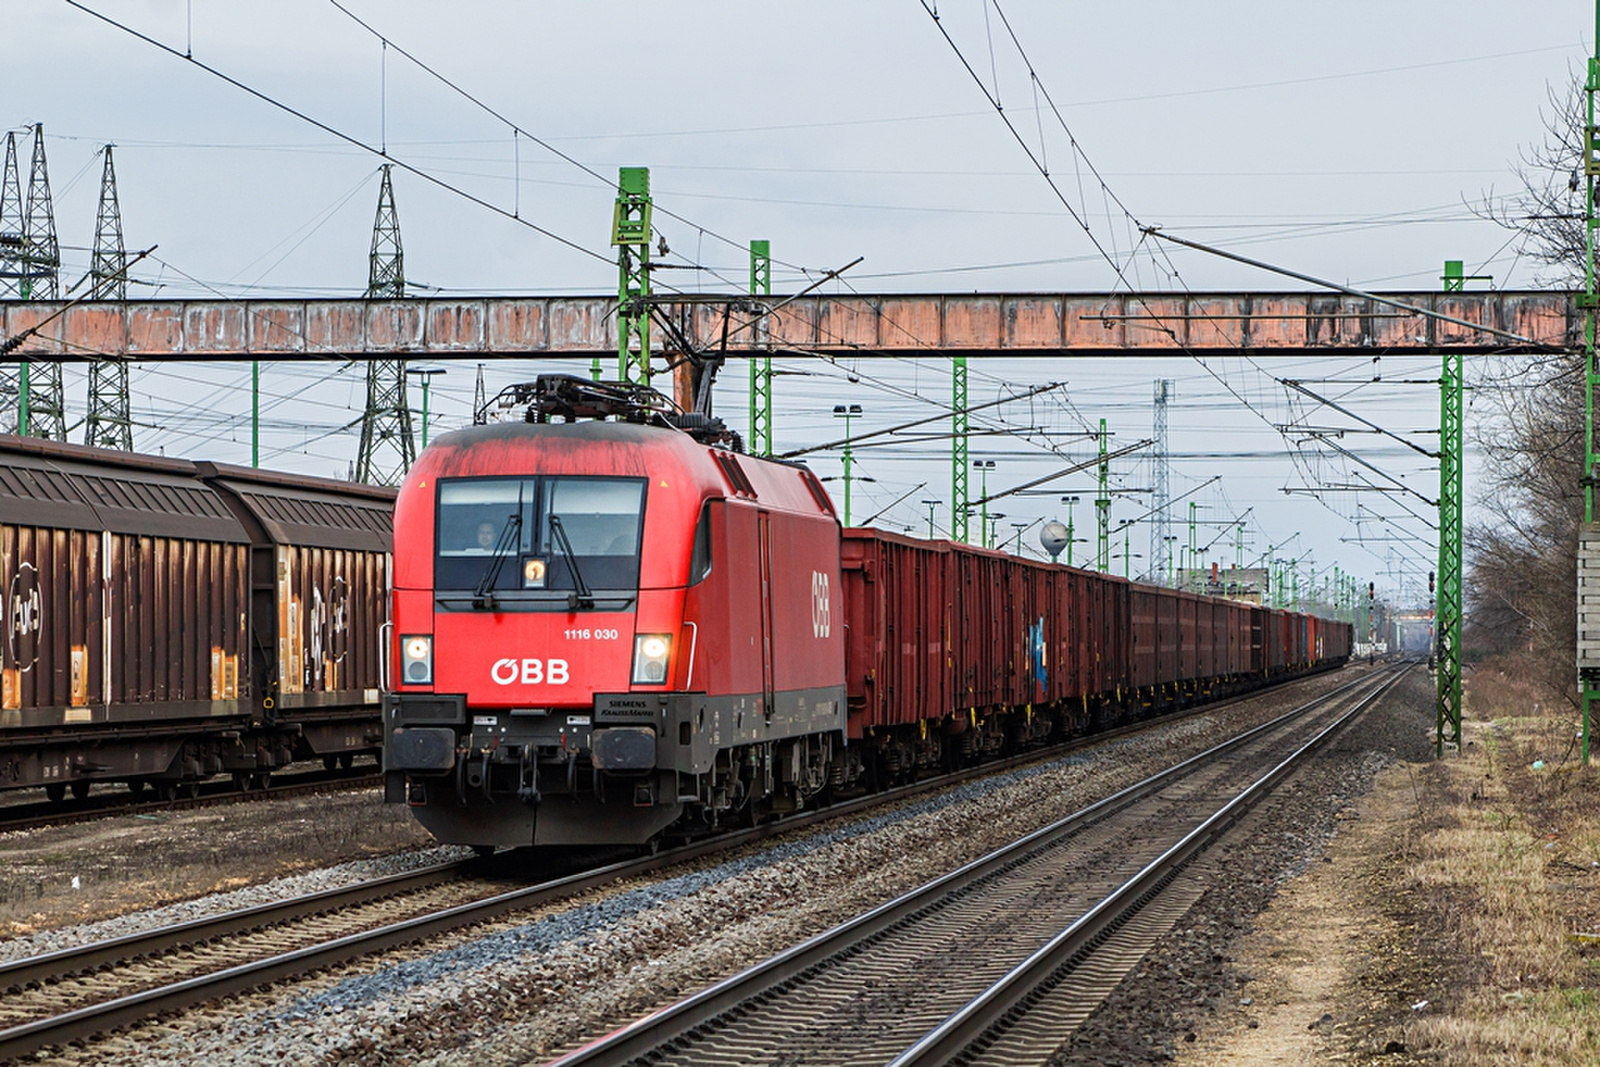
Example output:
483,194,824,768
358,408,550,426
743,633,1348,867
1174,565,1268,604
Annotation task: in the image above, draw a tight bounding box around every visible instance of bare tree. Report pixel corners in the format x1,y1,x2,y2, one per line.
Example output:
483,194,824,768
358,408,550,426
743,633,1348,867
1475,75,1588,287
1467,75,1590,700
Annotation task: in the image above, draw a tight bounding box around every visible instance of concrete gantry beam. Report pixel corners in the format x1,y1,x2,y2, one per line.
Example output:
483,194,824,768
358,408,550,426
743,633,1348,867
0,290,1574,364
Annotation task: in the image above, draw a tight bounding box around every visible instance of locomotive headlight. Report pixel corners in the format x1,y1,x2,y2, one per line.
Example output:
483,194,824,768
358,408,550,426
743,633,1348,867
401,634,433,685
631,634,672,685
523,558,547,588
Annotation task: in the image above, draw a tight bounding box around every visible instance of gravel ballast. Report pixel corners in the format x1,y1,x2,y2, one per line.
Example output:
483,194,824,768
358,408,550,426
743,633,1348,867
28,668,1389,1067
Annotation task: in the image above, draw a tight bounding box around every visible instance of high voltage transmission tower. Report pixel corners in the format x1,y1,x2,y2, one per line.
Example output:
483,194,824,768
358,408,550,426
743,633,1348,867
354,164,416,486
1150,379,1172,584
0,131,22,430
85,145,133,451
0,125,65,440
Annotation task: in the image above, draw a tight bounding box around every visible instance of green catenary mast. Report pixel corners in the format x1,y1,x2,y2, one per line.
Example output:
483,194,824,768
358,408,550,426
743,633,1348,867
1095,418,1110,571
1581,6,1600,765
952,357,969,542
748,239,772,455
1438,260,1468,755
612,167,652,385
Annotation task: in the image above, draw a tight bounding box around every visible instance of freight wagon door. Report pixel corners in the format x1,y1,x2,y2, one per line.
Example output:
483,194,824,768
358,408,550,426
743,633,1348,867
758,511,776,717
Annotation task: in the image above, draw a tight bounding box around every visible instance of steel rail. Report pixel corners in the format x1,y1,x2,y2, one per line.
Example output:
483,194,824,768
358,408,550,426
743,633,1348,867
0,860,467,994
542,664,1402,1067
0,662,1362,1061
0,769,384,835
889,662,1414,1066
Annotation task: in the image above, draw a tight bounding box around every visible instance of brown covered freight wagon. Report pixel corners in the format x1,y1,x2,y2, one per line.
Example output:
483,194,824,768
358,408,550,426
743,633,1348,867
0,435,393,801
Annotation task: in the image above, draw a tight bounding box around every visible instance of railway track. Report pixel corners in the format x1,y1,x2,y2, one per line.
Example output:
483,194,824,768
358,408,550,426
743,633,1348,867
0,765,384,835
0,664,1373,1063
545,661,1412,1067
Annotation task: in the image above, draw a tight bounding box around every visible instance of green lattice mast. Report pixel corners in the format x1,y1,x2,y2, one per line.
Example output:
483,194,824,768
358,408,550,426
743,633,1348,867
1096,418,1111,571
612,167,652,385
952,356,969,542
1438,261,1467,755
1581,6,1600,764
748,239,772,455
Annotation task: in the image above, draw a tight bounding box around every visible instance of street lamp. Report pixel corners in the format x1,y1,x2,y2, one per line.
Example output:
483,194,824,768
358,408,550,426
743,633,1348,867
1010,520,1030,554
988,512,1006,549
1062,495,1081,567
1118,518,1135,580
921,498,941,539
406,367,448,450
1163,535,1178,587
833,403,862,525
974,459,996,547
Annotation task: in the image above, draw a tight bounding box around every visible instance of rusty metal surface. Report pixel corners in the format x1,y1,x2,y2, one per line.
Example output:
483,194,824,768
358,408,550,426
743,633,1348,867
267,543,386,709
0,290,1572,362
2,521,247,725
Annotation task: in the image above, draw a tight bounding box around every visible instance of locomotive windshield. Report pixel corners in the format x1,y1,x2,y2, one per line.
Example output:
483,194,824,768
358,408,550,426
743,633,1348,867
434,476,645,609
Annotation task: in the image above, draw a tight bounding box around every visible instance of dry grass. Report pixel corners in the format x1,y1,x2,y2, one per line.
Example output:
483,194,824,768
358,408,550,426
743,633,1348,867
1401,659,1600,1063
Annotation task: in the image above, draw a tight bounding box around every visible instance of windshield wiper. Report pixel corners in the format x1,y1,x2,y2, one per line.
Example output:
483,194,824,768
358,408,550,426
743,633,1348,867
547,514,595,610
473,488,524,609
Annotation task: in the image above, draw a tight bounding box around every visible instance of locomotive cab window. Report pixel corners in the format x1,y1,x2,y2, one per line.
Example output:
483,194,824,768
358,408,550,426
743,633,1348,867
434,475,646,609
688,501,713,585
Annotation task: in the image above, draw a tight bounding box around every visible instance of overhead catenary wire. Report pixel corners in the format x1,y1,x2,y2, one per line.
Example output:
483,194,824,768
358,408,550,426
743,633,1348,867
64,0,616,268
320,0,819,278
912,0,1463,587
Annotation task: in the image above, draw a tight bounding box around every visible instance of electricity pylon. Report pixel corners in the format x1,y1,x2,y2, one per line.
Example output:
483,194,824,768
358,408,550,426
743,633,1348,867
0,131,23,431
354,165,416,485
20,125,59,301
17,125,65,440
85,145,133,451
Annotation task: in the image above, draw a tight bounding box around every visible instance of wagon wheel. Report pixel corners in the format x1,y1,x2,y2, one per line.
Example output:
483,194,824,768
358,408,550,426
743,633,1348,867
232,771,254,792
44,782,66,804
70,779,90,801
126,779,146,798
155,780,179,802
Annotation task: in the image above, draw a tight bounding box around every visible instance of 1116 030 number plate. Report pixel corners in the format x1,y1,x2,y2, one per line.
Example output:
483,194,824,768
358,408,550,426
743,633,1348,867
564,627,621,641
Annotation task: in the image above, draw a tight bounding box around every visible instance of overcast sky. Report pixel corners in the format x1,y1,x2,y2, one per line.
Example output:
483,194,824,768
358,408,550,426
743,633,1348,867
7,0,1589,605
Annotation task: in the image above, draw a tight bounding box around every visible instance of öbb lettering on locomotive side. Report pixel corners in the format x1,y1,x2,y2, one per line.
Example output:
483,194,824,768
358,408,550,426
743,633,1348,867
383,376,1352,851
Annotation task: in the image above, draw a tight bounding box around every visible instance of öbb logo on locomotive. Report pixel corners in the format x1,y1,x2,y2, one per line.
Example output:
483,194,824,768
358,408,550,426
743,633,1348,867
811,570,831,639
490,658,571,686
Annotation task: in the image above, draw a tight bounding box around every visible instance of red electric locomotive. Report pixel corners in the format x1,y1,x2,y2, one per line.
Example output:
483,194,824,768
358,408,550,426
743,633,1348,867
384,375,1352,851
382,377,848,848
